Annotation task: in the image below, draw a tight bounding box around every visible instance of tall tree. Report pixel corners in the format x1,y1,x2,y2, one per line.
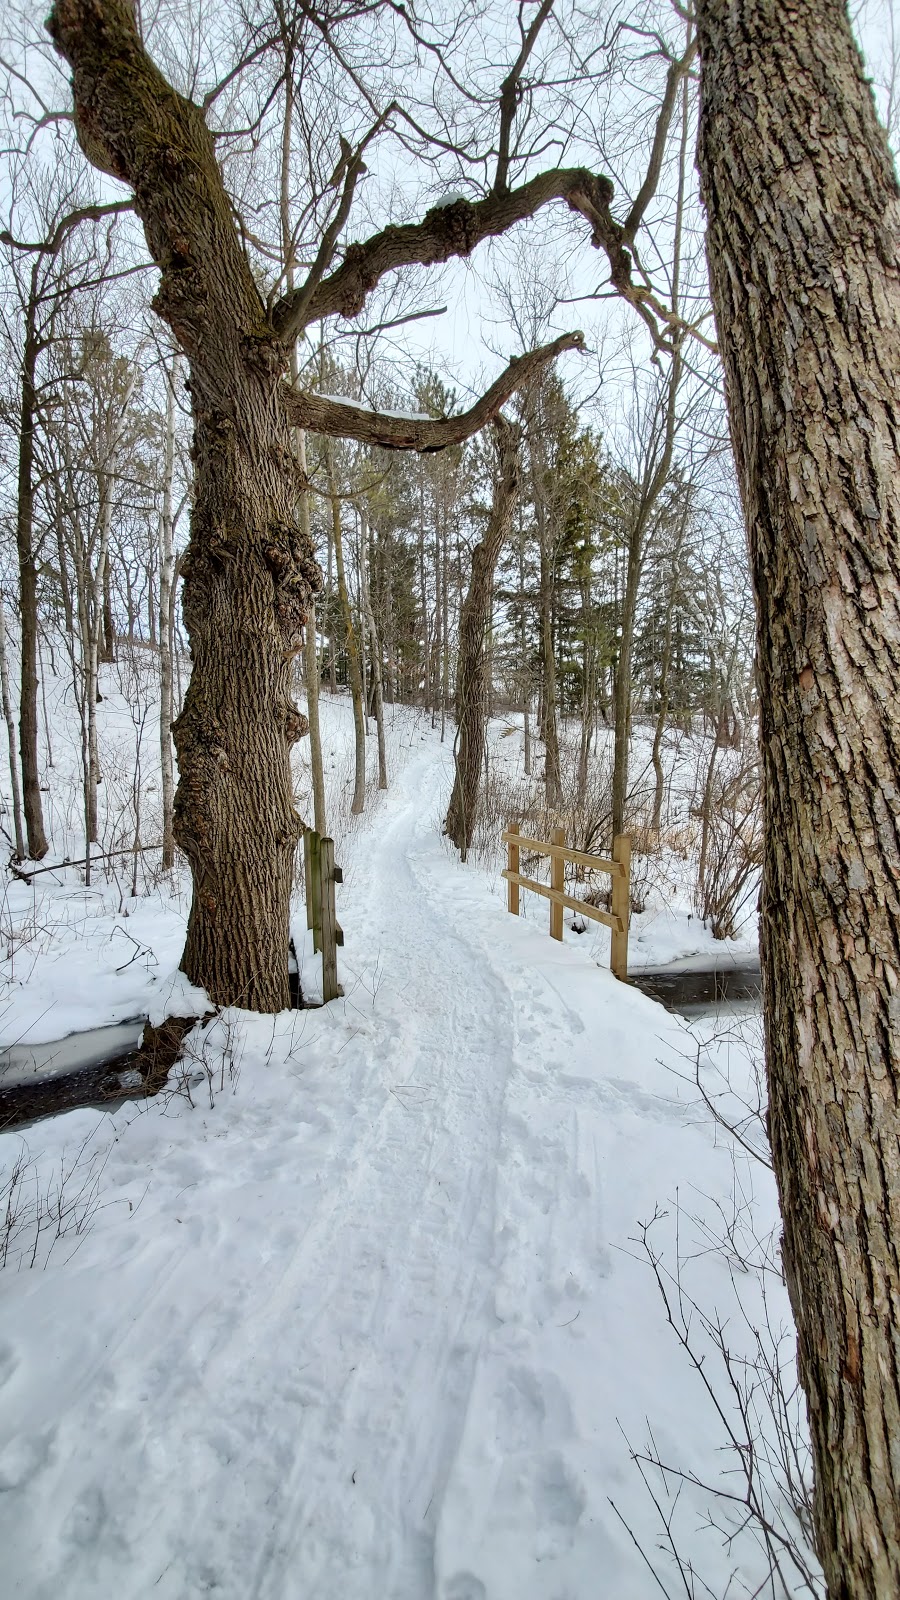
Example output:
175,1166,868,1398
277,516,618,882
2,195,127,857
445,417,519,856
696,2,900,1592
48,0,692,1009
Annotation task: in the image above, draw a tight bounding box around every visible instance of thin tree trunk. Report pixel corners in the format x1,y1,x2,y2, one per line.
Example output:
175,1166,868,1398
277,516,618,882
611,356,681,842
159,358,177,870
696,3,900,1591
518,531,533,777
16,280,48,859
445,419,519,856
650,607,674,835
531,436,562,806
577,560,595,803
0,592,26,860
38,632,53,771
441,512,450,742
327,442,366,814
101,558,115,662
651,510,690,833
85,481,111,853
359,503,387,791
298,434,327,835
418,476,430,714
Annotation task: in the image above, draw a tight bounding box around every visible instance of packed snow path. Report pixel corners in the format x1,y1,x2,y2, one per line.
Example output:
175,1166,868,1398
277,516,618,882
0,724,754,1600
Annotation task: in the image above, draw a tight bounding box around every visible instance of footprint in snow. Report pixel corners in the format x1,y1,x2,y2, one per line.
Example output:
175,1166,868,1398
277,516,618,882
0,1342,18,1390
443,1575,486,1600
0,1426,55,1491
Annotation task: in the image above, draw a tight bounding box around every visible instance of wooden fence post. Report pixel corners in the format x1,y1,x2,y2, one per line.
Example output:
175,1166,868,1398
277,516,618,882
507,823,520,915
319,834,340,1002
303,828,313,927
611,833,631,980
306,828,322,952
550,826,565,941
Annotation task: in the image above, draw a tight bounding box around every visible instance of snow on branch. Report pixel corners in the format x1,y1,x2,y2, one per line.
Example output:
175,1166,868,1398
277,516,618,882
281,331,585,451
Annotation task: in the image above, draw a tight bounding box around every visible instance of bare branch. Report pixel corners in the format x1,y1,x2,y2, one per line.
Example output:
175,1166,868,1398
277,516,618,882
1,201,132,257
495,0,556,194
622,36,698,244
271,168,616,338
281,330,585,451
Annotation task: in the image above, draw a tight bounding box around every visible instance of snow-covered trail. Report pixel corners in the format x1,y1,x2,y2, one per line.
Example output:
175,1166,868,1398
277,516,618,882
0,725,744,1600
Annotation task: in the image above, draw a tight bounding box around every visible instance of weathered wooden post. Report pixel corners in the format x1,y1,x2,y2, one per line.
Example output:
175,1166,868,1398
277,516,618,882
507,822,520,915
550,825,565,941
318,835,340,1002
610,833,631,980
304,828,322,953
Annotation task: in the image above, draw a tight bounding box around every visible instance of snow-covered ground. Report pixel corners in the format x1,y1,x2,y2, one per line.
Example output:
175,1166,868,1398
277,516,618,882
0,687,811,1599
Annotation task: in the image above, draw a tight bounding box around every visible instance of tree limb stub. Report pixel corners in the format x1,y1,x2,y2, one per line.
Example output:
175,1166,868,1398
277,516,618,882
281,332,585,451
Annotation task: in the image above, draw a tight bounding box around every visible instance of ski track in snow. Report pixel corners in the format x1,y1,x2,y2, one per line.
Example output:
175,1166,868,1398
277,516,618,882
0,728,752,1600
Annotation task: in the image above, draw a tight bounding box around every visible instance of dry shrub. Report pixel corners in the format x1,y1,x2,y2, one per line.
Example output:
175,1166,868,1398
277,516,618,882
696,757,763,940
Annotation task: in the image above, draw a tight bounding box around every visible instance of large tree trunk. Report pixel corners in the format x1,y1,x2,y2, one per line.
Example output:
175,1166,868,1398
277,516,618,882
174,390,313,1011
696,3,900,1592
16,282,49,860
446,420,519,856
49,0,317,1011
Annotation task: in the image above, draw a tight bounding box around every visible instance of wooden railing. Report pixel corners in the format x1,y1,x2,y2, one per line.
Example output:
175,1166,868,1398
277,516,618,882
303,827,344,1002
501,824,631,981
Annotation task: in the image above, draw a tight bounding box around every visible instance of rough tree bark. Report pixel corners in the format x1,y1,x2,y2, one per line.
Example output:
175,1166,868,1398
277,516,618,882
696,2,900,1592
446,419,519,856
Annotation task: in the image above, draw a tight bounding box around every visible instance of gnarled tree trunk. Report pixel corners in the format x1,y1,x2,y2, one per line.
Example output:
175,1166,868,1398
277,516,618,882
49,0,317,1010
446,419,519,856
174,389,313,1010
696,2,900,1592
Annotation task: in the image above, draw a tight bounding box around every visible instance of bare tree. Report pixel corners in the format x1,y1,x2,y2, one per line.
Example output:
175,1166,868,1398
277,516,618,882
446,417,519,856
1,190,127,858
47,0,696,1009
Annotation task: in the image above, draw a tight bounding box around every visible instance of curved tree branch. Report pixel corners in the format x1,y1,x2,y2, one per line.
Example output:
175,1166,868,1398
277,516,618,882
272,168,616,342
280,331,585,451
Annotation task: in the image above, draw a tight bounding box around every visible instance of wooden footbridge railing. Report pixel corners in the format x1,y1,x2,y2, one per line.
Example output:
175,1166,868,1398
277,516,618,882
502,824,631,981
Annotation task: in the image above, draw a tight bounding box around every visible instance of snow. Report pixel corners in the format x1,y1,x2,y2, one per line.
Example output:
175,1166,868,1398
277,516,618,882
0,692,805,1599
318,393,432,422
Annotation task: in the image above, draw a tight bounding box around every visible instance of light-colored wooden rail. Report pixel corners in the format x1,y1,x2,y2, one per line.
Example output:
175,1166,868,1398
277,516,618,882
502,823,631,980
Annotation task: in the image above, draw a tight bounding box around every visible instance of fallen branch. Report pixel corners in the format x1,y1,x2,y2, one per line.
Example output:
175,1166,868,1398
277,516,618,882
7,842,165,884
